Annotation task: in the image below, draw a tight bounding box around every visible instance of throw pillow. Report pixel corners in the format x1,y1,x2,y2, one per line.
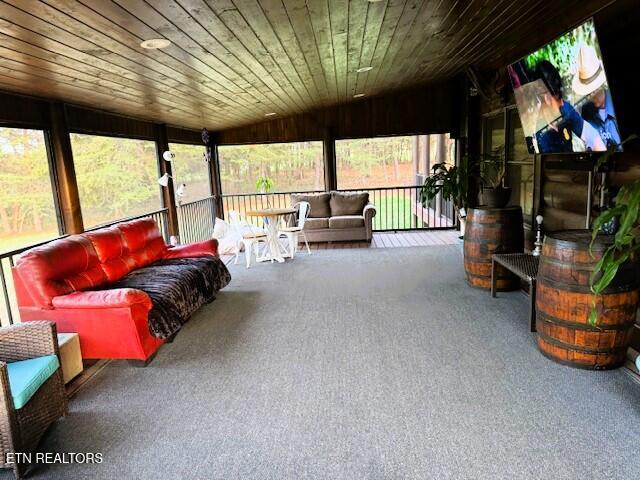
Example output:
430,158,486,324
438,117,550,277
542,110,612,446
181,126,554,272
330,192,369,216
291,193,331,218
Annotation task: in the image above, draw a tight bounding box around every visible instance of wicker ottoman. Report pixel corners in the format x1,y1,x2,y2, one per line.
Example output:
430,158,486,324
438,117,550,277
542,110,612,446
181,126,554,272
57,333,83,384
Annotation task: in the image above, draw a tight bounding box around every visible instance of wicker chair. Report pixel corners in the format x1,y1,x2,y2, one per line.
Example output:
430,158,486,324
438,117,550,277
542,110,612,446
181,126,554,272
0,321,68,479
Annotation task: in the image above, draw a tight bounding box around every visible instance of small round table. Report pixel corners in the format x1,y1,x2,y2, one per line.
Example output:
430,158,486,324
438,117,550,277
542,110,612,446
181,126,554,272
246,207,296,263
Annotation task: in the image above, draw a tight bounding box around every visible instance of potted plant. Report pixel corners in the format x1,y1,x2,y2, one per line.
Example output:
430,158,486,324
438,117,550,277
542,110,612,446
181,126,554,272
420,155,473,236
256,176,274,207
479,148,511,208
589,135,639,325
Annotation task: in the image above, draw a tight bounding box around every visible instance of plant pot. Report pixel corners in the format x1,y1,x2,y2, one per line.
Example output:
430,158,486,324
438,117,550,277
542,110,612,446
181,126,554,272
481,186,512,208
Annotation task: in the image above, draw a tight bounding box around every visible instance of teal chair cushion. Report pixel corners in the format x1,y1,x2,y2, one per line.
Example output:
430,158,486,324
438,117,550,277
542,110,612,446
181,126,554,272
7,355,60,410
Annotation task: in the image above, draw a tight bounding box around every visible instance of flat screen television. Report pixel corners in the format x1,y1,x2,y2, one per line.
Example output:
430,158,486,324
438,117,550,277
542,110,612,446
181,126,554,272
508,19,622,154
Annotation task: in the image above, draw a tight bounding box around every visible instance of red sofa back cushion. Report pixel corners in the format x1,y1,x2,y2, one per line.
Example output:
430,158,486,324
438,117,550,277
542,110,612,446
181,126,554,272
116,219,167,268
84,227,136,282
14,219,169,308
15,235,107,307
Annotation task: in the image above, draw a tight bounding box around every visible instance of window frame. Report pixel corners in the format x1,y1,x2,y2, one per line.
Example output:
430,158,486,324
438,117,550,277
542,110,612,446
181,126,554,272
335,134,429,190
69,132,164,229
217,140,326,195
167,141,213,203
0,124,65,240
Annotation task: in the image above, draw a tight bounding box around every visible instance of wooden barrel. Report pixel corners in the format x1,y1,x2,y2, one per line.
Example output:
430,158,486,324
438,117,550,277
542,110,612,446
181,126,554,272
536,230,639,370
463,206,524,290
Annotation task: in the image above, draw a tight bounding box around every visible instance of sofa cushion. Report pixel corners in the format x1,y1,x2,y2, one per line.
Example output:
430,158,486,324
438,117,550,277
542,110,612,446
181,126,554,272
7,355,60,409
304,218,330,230
291,193,331,218
15,235,107,307
84,227,136,282
107,258,231,339
117,219,167,268
329,215,365,229
330,192,369,216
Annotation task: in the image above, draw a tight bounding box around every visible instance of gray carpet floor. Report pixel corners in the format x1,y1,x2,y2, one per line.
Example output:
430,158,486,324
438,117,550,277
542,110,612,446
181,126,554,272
6,246,640,479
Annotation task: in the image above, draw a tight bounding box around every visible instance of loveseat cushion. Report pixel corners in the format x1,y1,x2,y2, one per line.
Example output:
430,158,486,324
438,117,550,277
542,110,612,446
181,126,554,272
117,219,167,268
330,192,369,216
15,236,107,307
329,215,365,229
304,218,330,230
291,193,331,218
7,355,60,409
84,227,136,282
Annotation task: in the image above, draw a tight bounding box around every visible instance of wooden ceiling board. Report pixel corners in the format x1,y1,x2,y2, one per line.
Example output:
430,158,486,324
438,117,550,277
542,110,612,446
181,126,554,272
0,0,620,131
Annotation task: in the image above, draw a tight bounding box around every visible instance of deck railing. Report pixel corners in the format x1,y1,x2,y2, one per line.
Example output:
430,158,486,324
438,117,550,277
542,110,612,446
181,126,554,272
0,208,169,327
222,186,456,231
177,196,217,244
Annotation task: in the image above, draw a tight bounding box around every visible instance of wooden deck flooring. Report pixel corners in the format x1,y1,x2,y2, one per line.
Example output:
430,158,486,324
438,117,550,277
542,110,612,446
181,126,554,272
311,229,460,249
221,229,460,264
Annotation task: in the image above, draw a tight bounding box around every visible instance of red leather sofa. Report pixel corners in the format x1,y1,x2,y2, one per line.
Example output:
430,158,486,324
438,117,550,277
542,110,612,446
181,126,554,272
12,218,219,363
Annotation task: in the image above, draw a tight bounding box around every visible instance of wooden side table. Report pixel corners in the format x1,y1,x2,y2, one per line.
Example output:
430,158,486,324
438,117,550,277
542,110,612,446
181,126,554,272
57,333,83,384
491,253,539,332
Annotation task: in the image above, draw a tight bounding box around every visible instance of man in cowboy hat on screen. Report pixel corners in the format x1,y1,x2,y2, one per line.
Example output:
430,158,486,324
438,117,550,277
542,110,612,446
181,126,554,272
573,43,622,151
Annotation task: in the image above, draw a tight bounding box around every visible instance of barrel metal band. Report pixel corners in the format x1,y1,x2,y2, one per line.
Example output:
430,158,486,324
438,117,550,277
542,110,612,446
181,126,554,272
536,311,636,332
537,330,630,354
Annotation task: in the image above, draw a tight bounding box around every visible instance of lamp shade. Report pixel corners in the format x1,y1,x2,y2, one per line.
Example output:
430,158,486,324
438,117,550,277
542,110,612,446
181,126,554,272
158,173,171,187
162,150,175,162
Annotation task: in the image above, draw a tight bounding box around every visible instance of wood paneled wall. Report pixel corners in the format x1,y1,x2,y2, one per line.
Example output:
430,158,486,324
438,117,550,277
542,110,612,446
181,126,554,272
216,80,462,145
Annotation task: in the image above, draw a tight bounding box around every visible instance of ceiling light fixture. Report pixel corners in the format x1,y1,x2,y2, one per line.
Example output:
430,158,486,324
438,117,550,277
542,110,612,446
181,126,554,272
353,93,366,98
140,38,171,49
356,66,373,73
264,112,277,117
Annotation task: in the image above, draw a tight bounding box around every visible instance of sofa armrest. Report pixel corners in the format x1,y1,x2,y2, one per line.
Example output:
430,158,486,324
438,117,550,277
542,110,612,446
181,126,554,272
163,239,219,259
52,289,152,311
0,320,59,362
363,203,377,241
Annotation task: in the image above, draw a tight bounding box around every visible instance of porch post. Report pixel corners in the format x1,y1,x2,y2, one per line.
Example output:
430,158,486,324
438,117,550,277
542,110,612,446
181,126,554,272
411,136,419,178
208,142,224,220
48,102,84,234
155,124,179,239
323,128,337,191
423,135,431,174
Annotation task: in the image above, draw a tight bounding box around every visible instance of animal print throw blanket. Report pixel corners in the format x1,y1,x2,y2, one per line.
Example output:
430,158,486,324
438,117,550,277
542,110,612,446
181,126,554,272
105,257,231,339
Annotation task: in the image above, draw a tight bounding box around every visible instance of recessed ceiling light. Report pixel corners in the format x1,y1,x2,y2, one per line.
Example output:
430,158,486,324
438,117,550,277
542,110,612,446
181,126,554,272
353,93,366,98
264,112,277,117
356,66,373,73
140,38,171,49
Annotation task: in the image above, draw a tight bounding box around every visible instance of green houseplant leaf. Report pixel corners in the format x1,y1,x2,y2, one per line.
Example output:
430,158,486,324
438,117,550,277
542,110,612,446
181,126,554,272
588,135,639,326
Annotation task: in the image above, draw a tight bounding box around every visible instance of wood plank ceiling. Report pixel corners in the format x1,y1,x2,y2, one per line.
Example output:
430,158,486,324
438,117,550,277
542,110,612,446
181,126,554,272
0,0,613,131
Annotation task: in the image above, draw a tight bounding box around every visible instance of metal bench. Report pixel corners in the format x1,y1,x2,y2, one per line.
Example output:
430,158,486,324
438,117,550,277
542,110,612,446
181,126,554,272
491,253,539,332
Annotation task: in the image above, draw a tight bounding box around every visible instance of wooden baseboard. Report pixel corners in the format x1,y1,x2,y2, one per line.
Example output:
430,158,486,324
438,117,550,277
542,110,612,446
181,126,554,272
65,359,111,398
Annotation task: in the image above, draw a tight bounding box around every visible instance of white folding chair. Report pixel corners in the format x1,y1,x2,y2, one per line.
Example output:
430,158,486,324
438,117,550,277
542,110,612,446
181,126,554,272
228,211,268,268
279,201,311,258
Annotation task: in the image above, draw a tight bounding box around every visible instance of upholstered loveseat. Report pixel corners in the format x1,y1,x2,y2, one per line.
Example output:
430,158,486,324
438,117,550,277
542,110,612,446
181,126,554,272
12,219,230,364
290,191,376,243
